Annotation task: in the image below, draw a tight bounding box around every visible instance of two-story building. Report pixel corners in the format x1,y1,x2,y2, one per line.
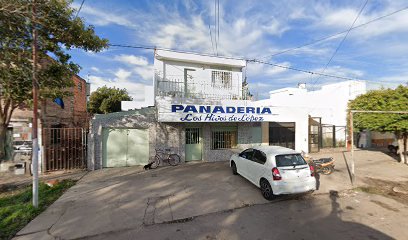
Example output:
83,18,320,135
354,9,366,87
88,50,311,169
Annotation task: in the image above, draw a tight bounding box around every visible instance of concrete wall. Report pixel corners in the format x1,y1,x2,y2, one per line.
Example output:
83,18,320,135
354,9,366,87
263,80,366,126
88,108,266,169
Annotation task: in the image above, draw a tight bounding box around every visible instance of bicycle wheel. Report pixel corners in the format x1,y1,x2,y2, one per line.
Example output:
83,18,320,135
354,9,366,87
168,154,181,166
151,155,160,169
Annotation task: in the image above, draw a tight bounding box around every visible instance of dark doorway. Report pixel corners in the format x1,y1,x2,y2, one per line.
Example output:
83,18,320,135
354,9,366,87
309,117,321,153
269,122,295,149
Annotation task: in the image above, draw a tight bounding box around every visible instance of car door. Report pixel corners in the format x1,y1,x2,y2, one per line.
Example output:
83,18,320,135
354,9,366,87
246,150,268,185
236,149,254,179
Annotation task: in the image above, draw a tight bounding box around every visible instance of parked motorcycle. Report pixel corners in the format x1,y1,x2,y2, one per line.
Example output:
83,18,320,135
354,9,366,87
301,151,335,175
311,157,335,175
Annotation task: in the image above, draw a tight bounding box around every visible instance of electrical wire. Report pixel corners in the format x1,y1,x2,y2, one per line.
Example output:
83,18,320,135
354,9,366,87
75,0,85,18
310,0,369,89
208,25,216,55
260,5,408,60
107,43,404,86
217,0,220,55
214,0,218,55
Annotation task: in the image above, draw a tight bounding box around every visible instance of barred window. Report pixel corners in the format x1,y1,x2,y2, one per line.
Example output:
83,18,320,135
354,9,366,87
211,128,237,149
211,71,232,89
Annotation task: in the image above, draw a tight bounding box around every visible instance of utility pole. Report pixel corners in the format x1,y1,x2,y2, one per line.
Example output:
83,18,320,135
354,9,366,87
349,111,354,185
32,0,39,208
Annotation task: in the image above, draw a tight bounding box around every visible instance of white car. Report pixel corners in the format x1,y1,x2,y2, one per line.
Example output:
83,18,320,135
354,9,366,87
230,146,316,200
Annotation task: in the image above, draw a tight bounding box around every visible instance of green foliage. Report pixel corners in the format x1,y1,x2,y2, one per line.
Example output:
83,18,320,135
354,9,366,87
0,0,108,104
348,85,408,133
88,86,133,114
0,0,108,159
0,180,76,239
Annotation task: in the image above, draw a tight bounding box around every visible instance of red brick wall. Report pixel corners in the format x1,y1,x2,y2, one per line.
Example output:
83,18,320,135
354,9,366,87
72,75,89,127
11,74,88,129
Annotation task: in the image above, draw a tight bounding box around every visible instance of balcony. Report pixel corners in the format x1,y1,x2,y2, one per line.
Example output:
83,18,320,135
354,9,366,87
156,77,251,100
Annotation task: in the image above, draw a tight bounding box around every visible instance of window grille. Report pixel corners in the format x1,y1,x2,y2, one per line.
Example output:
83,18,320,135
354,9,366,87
211,71,232,89
211,129,237,149
186,128,200,144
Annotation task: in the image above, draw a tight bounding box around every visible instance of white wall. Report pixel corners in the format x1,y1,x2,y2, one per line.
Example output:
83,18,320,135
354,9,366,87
154,50,245,100
262,81,366,126
121,86,154,111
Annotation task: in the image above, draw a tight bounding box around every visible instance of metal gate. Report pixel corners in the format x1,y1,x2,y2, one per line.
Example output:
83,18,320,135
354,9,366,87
43,128,86,171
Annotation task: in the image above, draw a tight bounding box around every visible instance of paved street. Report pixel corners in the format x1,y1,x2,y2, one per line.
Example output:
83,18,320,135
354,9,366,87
14,149,408,240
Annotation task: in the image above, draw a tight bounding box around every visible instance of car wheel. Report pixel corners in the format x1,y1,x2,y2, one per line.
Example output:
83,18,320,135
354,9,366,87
231,162,238,175
260,179,275,200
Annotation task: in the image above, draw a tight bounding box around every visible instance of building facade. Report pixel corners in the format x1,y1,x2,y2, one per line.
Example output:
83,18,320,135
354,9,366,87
88,50,310,169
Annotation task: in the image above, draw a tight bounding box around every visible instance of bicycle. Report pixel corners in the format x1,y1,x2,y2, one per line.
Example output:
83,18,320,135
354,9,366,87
150,148,181,169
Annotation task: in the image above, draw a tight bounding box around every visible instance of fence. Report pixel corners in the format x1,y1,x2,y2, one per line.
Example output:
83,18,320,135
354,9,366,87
321,125,346,148
42,128,87,171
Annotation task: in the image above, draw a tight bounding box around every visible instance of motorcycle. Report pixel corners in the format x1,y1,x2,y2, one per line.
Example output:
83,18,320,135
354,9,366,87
310,157,335,175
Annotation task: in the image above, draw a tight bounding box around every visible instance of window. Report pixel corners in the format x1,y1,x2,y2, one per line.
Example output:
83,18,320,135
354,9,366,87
211,71,232,89
239,148,254,160
252,150,267,164
186,128,200,144
275,154,307,167
211,128,237,149
269,122,296,150
78,82,82,91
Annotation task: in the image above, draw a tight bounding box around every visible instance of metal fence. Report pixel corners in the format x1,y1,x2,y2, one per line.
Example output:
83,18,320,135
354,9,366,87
321,125,346,148
42,128,86,171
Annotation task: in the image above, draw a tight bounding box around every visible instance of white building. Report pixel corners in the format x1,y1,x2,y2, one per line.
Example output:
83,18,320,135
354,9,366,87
257,81,366,126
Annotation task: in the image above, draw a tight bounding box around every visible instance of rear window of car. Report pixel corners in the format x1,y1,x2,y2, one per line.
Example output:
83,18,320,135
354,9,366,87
275,154,307,167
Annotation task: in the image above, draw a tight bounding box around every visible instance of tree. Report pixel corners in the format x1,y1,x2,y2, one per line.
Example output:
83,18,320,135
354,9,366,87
0,0,108,159
348,85,408,164
88,86,133,114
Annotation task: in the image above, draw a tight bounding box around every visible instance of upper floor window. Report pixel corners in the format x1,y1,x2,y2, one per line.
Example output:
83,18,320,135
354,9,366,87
78,82,82,91
211,71,232,89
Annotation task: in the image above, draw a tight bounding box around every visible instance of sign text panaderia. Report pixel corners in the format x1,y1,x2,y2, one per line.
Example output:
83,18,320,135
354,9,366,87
171,105,272,122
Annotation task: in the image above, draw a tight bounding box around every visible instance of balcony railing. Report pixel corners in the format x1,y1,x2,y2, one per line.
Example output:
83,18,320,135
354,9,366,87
156,77,251,100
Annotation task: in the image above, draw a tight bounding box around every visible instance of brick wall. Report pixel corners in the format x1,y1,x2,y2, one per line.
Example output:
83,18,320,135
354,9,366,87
41,75,88,128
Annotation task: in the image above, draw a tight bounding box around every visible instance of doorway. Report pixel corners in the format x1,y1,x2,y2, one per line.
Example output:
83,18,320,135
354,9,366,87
269,122,296,150
185,128,202,161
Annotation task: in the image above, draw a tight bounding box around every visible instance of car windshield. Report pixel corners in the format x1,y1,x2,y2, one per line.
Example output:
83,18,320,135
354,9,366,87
275,154,307,167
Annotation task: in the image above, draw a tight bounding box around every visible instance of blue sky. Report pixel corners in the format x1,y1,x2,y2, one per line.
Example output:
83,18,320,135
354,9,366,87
69,0,408,100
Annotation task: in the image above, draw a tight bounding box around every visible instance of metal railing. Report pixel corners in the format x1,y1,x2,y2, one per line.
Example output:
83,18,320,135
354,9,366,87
156,77,247,100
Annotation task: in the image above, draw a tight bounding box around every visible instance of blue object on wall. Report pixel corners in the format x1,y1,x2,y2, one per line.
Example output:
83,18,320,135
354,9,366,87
53,97,65,109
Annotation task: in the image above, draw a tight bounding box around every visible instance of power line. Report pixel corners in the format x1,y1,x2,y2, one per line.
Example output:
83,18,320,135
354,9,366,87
310,0,369,89
107,43,405,86
217,0,220,54
249,59,358,81
75,0,85,18
214,0,218,55
260,5,408,60
248,59,403,86
108,43,156,50
208,25,215,55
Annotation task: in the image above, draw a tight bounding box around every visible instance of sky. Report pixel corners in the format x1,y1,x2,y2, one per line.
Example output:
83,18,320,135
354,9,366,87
69,0,408,101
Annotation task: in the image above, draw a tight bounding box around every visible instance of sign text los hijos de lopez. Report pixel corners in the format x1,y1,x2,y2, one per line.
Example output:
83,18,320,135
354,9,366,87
171,105,272,122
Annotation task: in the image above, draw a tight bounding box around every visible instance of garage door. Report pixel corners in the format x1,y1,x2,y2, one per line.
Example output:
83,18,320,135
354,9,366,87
102,128,149,167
